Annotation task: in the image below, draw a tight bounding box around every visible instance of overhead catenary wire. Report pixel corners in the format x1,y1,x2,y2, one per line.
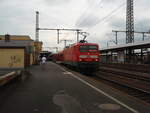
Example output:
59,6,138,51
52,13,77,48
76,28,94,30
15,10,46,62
76,0,124,29
98,0,103,6
85,0,140,32
78,2,126,44
75,0,103,27
85,2,126,32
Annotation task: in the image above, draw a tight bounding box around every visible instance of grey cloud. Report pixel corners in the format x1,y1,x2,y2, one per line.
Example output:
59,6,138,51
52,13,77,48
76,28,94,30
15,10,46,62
0,0,7,4
108,7,149,31
75,13,100,28
109,18,150,32
0,1,35,37
108,18,150,44
86,0,120,6
135,19,150,32
101,0,118,3
109,18,126,29
0,0,150,49
87,0,118,4
44,0,71,5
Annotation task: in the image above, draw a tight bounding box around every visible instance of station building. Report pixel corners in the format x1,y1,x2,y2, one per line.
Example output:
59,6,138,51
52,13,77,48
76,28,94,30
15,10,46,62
0,35,42,69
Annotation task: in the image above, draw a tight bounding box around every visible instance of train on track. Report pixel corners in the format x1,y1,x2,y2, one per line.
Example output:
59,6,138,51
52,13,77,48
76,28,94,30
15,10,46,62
51,41,100,73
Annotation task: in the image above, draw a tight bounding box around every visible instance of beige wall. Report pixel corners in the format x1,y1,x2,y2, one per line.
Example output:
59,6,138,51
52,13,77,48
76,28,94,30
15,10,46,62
0,48,24,69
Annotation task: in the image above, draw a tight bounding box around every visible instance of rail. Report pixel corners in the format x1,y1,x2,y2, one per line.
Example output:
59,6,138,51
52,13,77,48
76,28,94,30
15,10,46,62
97,63,150,104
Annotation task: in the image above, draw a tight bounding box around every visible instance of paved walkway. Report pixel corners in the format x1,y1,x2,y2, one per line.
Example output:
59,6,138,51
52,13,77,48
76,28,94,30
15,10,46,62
0,62,149,113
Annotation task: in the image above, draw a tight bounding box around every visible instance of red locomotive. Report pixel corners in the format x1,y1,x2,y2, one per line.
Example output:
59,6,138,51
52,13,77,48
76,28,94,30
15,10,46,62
52,42,100,73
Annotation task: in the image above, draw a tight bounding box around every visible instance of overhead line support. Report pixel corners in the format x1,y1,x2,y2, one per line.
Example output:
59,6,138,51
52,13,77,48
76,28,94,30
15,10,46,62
126,0,134,44
38,28,81,44
112,30,150,42
35,11,82,44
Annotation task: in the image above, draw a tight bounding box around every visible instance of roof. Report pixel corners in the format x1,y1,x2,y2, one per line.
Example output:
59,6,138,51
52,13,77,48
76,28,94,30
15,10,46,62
70,42,98,47
0,40,34,47
77,42,98,45
100,40,150,52
0,35,33,41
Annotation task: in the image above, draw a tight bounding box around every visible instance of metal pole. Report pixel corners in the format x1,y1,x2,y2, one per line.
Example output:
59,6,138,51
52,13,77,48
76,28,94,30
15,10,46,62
115,31,118,44
57,29,60,44
107,42,109,47
35,11,39,41
64,40,67,47
56,47,58,53
142,33,145,41
77,30,80,43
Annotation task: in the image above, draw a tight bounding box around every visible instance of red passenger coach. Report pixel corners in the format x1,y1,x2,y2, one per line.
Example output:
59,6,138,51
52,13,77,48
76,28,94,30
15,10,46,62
62,42,100,72
51,52,64,63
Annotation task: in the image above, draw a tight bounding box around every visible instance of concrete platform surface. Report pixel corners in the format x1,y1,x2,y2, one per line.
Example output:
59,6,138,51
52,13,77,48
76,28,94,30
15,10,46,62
0,62,149,113
0,70,12,76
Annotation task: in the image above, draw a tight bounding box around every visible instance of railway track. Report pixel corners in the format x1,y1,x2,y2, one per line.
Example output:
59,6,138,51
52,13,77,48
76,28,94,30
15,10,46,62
99,67,150,82
97,63,150,104
100,63,150,73
60,62,150,104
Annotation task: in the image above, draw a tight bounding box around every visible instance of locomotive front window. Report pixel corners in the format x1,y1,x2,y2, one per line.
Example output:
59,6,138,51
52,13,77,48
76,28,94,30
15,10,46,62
80,45,98,52
89,46,97,50
80,45,89,52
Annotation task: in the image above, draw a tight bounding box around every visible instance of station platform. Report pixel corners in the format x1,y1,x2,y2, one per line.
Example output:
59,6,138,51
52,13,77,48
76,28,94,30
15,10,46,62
0,62,149,113
0,70,12,76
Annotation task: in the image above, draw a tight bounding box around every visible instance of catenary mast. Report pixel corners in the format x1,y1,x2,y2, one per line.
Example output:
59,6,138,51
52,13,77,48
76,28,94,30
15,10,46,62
126,0,134,43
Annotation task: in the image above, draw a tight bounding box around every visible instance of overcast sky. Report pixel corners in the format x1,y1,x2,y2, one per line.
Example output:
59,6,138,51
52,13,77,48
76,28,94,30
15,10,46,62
0,0,150,51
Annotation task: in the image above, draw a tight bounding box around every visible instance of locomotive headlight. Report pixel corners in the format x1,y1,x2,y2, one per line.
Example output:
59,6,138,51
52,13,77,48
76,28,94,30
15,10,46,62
79,59,82,61
90,55,98,58
79,55,88,58
95,59,99,61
